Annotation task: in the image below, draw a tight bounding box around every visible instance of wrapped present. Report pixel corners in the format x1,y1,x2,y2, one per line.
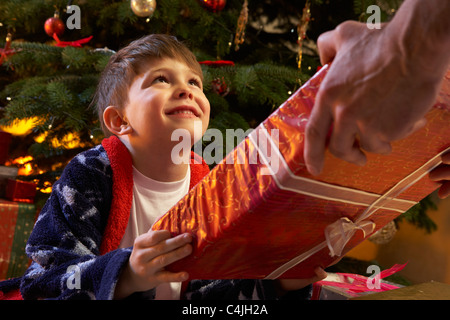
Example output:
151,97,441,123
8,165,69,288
0,166,18,198
152,65,450,280
311,263,406,300
0,199,36,280
5,178,37,203
0,131,12,165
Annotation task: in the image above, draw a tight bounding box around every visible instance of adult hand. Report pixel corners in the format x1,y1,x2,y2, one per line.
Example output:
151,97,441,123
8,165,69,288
304,20,442,176
429,152,450,199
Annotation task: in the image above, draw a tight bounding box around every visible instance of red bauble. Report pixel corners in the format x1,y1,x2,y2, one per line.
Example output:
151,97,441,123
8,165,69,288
199,0,226,13
212,77,230,96
44,16,65,37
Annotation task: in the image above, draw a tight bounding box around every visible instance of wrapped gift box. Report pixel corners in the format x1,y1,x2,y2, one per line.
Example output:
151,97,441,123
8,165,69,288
0,131,12,165
152,65,450,280
311,263,405,300
5,178,37,203
0,199,36,280
0,166,18,198
312,276,403,300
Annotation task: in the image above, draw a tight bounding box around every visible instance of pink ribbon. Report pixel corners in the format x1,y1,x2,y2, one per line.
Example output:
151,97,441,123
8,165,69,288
315,263,407,296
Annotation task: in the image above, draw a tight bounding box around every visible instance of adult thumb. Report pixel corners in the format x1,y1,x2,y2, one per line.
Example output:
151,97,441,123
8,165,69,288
317,29,338,65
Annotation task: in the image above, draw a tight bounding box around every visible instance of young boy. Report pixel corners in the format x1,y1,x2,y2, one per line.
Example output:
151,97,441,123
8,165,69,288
4,34,324,300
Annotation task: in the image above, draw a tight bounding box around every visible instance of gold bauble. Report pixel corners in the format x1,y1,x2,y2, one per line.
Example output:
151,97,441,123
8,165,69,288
368,221,397,245
131,0,157,18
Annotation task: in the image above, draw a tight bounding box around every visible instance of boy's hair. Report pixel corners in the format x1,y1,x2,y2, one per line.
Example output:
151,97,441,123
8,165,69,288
93,34,203,137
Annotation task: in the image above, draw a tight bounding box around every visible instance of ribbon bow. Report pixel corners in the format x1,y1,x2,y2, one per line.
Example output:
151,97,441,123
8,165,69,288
0,33,16,65
324,217,375,257
53,34,93,48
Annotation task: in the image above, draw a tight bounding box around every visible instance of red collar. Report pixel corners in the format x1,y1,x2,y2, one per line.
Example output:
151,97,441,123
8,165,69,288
99,135,209,254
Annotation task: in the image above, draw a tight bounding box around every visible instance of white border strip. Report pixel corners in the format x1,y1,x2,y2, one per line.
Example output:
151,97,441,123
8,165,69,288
248,126,419,212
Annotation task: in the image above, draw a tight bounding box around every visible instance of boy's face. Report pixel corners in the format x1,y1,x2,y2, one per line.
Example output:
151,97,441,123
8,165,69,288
123,57,210,152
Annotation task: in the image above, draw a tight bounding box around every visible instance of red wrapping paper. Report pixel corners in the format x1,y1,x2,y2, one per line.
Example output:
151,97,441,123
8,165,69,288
6,179,37,203
0,131,12,165
152,65,450,280
0,199,35,280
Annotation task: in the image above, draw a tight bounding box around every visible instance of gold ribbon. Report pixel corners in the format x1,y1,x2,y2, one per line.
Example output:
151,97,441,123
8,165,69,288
247,125,449,279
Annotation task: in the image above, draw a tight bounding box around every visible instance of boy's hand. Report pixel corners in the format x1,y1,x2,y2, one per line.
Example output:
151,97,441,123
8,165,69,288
275,255,343,296
276,267,327,295
429,152,450,199
114,230,192,299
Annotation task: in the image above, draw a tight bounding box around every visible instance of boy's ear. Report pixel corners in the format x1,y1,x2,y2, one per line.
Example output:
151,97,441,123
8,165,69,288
103,106,133,136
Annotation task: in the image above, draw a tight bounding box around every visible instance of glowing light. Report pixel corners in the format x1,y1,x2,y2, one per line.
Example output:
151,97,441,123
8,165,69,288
34,131,85,149
0,117,38,136
7,155,34,176
39,181,53,194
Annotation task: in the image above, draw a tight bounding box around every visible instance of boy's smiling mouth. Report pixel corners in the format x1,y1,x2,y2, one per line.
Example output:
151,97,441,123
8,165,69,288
166,106,200,118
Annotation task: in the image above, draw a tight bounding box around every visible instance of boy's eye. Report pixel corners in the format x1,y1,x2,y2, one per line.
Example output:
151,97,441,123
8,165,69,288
189,78,201,88
153,75,169,84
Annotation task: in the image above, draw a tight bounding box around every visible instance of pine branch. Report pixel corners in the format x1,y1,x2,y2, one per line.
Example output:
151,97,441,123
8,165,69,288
395,194,438,234
353,0,404,21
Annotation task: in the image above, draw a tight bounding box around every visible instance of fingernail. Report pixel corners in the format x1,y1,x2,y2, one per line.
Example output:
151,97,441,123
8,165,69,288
184,233,192,241
306,164,320,176
356,157,367,167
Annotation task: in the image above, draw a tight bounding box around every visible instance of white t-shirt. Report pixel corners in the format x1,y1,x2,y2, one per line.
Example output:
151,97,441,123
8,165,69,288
119,165,190,300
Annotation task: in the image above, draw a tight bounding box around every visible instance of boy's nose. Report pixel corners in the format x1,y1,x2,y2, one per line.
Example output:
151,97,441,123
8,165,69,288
176,86,193,100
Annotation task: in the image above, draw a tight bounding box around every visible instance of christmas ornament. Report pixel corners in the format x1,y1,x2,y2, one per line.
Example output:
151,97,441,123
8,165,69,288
0,33,16,65
234,0,248,51
199,0,226,13
368,220,397,245
199,60,234,97
44,11,65,37
212,77,230,97
130,0,157,18
296,1,311,69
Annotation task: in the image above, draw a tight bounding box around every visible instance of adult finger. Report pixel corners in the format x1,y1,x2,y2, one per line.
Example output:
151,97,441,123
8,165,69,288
428,153,450,199
436,181,450,199
442,152,450,164
359,132,392,155
328,107,367,166
380,118,428,142
429,165,450,182
317,29,338,65
304,92,334,176
405,118,428,138
428,152,450,180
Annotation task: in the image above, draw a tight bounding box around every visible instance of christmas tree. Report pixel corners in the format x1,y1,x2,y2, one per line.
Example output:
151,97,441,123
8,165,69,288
0,0,437,236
